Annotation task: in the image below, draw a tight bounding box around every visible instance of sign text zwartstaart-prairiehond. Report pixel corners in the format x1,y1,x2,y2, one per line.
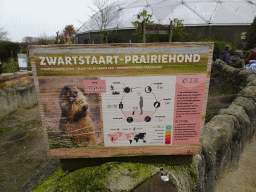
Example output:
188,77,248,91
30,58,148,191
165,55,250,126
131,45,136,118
39,54,201,65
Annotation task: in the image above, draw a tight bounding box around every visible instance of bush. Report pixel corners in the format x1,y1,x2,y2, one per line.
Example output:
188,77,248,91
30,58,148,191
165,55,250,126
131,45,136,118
246,16,256,48
2,59,19,73
0,41,20,62
147,34,169,43
132,10,187,43
201,38,237,57
103,32,127,43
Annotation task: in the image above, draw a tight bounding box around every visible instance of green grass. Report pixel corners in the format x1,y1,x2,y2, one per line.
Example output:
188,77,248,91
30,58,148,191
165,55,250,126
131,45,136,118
0,127,11,137
2,58,19,73
0,108,41,138
0,119,41,138
205,74,239,123
208,79,237,96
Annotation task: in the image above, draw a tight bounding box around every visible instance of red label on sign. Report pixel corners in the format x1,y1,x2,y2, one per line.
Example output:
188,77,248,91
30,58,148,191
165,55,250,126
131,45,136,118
83,80,106,93
172,75,206,145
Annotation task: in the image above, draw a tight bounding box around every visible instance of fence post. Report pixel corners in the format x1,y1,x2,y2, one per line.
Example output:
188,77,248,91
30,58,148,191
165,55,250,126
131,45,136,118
169,21,173,42
143,21,146,43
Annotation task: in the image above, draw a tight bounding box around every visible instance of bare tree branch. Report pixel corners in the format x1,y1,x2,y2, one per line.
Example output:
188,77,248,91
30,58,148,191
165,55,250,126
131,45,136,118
0,27,9,41
88,0,119,43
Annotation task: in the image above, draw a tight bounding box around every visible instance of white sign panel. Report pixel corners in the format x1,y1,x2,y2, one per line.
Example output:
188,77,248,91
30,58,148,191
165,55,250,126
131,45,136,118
18,54,28,68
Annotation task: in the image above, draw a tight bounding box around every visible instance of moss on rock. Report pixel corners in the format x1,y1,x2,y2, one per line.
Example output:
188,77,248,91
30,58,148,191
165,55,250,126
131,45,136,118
33,162,161,192
32,168,68,192
31,161,201,192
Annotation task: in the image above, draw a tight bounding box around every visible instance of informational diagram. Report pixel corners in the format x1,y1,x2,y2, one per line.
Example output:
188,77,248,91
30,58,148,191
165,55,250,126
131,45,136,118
101,76,176,147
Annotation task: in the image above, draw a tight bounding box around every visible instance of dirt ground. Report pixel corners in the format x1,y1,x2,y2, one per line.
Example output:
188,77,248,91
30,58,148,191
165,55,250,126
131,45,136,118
0,105,60,192
215,134,256,192
209,73,256,191
206,73,238,123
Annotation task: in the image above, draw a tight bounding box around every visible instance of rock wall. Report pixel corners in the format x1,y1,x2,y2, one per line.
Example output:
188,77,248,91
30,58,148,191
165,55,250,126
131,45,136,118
0,83,38,120
193,59,256,191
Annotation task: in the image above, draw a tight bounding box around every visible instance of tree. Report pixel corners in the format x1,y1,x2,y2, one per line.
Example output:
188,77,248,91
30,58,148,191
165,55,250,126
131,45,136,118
246,16,256,49
132,10,187,43
0,27,9,41
22,36,37,44
63,25,76,44
132,9,153,27
132,9,154,42
89,0,118,43
35,33,55,45
170,18,188,42
0,41,20,62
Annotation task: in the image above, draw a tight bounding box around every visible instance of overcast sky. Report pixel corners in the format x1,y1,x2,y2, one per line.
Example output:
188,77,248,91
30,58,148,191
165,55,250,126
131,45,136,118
0,0,97,42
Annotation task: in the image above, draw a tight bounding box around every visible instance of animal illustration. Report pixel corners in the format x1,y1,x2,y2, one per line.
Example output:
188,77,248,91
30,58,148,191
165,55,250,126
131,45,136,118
59,84,96,145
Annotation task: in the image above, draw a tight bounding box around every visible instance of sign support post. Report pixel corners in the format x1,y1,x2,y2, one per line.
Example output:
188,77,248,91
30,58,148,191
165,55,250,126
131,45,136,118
169,21,173,42
143,21,146,43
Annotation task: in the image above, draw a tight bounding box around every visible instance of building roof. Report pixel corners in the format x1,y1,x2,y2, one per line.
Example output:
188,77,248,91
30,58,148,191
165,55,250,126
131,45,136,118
77,0,256,34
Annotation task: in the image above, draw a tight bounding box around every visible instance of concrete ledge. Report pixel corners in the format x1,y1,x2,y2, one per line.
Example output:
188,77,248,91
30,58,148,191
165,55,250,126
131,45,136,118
0,83,38,120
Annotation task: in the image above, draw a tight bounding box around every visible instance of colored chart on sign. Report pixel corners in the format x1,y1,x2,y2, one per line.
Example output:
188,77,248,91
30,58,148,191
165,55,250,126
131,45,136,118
165,125,172,144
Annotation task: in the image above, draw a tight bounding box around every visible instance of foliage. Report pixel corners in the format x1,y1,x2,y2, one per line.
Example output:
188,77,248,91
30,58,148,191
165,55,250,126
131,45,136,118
0,41,33,73
2,58,19,73
89,0,118,43
22,34,57,45
132,10,187,43
37,38,48,45
146,19,188,43
0,27,9,41
132,9,153,27
0,41,20,62
20,48,29,54
205,72,239,123
1,58,31,74
22,36,36,44
102,31,126,43
201,38,237,57
132,9,153,42
147,34,169,43
171,18,188,42
246,16,256,49
35,34,56,45
63,25,76,44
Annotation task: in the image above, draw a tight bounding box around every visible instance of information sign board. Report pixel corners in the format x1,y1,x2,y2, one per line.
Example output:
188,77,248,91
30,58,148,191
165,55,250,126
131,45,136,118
29,43,213,158
18,54,28,71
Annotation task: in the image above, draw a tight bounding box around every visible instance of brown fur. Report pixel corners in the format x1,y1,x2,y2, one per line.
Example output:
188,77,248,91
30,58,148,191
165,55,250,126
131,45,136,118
59,84,96,145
